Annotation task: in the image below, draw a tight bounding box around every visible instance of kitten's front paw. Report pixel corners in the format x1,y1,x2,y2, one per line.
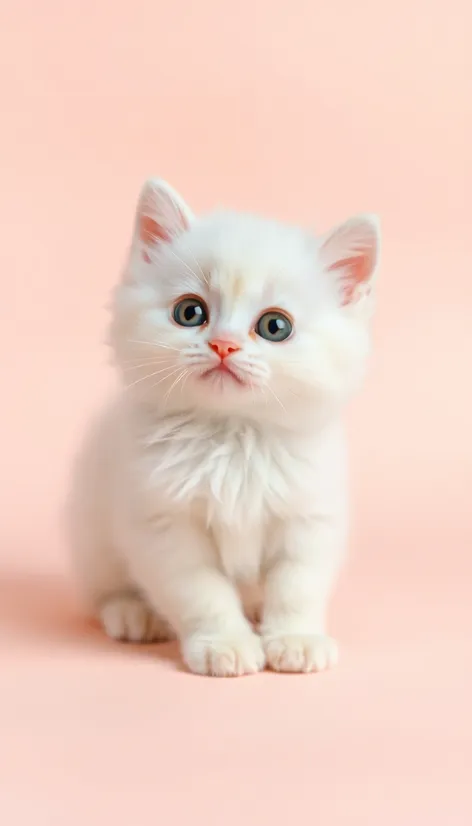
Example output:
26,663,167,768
263,633,338,673
100,594,173,643
182,631,265,677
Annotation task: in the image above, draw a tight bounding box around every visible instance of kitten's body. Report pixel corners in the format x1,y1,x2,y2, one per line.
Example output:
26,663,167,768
67,180,379,676
70,398,347,614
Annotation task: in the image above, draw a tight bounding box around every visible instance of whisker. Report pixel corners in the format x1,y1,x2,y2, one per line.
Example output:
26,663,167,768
125,363,178,390
142,368,185,399
178,369,189,395
180,368,194,394
127,339,181,352
263,383,287,413
164,192,208,284
163,369,187,407
160,245,200,283
122,359,172,373
122,354,175,363
180,243,208,284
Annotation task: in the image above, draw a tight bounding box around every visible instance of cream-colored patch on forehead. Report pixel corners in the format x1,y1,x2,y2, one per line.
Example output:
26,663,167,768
226,270,247,302
209,267,271,332
210,263,276,304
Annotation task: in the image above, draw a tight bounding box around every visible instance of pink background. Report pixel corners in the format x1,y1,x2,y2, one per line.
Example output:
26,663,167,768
1,1,471,823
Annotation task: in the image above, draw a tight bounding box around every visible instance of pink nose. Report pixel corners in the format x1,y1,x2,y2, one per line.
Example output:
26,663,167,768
208,339,241,359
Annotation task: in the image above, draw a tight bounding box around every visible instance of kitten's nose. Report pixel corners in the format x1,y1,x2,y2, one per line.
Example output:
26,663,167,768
208,339,241,359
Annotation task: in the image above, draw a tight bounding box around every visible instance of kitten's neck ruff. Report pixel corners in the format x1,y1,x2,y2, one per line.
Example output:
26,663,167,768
129,391,341,442
124,395,344,528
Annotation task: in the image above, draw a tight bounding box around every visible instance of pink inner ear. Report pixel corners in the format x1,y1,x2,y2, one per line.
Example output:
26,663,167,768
330,250,374,304
321,216,378,305
139,217,171,263
137,187,189,262
139,216,171,246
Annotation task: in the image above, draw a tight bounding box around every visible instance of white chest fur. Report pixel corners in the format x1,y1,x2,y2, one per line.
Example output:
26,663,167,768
136,413,323,529
118,408,347,590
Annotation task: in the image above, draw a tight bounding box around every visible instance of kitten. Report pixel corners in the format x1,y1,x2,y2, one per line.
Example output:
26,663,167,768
67,178,380,677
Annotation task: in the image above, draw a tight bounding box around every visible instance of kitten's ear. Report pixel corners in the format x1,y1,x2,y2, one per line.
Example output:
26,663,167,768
319,214,380,305
131,177,194,264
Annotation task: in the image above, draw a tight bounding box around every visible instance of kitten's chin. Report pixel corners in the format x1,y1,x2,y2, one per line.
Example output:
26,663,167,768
186,366,261,413
199,364,248,388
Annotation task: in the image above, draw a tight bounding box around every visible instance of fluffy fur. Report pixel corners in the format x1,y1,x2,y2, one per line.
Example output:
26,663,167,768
67,178,380,676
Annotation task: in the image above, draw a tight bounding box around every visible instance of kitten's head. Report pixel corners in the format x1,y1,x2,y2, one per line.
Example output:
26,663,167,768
110,178,380,424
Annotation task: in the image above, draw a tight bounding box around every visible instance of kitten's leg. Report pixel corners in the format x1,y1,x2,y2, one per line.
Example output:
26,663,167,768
67,411,172,644
73,538,173,644
261,519,343,673
68,491,172,643
99,590,174,643
127,518,265,677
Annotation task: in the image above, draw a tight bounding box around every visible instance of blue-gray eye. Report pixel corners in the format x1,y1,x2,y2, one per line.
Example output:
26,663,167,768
173,297,208,327
256,311,292,342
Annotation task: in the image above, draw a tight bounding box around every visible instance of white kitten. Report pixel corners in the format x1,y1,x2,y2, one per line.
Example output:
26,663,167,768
67,178,380,677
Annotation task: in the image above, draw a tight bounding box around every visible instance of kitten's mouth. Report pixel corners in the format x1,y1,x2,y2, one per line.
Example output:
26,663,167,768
200,363,246,387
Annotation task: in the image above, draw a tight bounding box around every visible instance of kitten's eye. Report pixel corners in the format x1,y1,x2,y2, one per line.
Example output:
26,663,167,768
173,296,208,327
255,311,292,342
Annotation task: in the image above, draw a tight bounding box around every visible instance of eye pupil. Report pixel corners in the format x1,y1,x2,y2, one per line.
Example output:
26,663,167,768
268,318,283,335
184,305,199,321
